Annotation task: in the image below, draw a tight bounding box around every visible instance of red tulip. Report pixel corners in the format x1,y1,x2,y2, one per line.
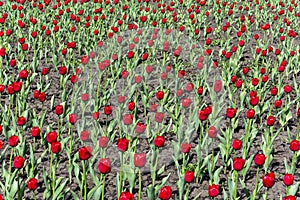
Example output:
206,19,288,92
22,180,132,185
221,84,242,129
185,83,194,92
46,131,58,143
156,91,164,100
208,184,220,197
134,153,146,168
13,156,25,169
282,195,296,200
266,116,276,126
51,141,61,154
246,109,255,119
8,135,19,147
136,122,146,134
17,116,26,126
81,93,89,101
283,174,294,186
118,138,129,152
254,153,266,166
226,108,237,118
155,112,164,123
98,158,111,174
123,114,133,125
159,186,172,200
104,105,112,115
154,136,165,148
233,157,245,171
27,178,38,190
262,172,275,188
78,146,92,160
284,85,292,93
119,191,134,200
55,105,63,115
181,143,192,153
98,136,109,148
274,100,282,108
289,140,300,151
67,114,77,125
128,101,135,111
270,87,278,96
0,47,6,57
31,127,41,137
80,130,90,141
208,126,217,138
214,80,222,93
232,139,242,150
184,171,195,183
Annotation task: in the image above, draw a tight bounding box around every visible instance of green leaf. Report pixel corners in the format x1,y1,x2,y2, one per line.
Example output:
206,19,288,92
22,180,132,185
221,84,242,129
288,182,300,196
52,179,68,200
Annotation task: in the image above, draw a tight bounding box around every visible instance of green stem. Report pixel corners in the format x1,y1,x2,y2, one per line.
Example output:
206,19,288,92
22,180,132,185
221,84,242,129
82,161,87,200
234,171,238,199
9,148,14,174
50,151,53,179
18,170,21,200
52,155,57,196
185,184,190,200
138,169,142,200
102,175,105,200
291,152,297,174
252,167,260,200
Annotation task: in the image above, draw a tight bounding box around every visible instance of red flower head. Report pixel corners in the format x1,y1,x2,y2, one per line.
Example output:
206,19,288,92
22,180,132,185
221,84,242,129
159,186,172,200
208,184,220,197
282,195,296,200
208,126,217,138
13,156,25,169
51,141,62,154
134,153,147,168
27,178,38,190
154,136,165,148
123,114,133,125
119,191,134,200
233,157,245,171
136,122,146,134
232,139,242,150
69,114,77,124
155,112,164,123
283,174,294,186
8,135,19,147
55,105,63,115
81,55,89,65
266,116,276,126
289,140,300,151
262,172,275,188
46,131,58,143
93,112,100,120
17,116,26,126
214,80,222,93
156,91,164,100
254,153,266,166
184,171,195,183
226,108,237,118
78,146,92,160
31,127,41,137
98,158,111,174
118,138,129,152
181,143,192,153
246,109,255,119
80,130,90,141
98,136,109,148
104,105,112,115
128,101,135,111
